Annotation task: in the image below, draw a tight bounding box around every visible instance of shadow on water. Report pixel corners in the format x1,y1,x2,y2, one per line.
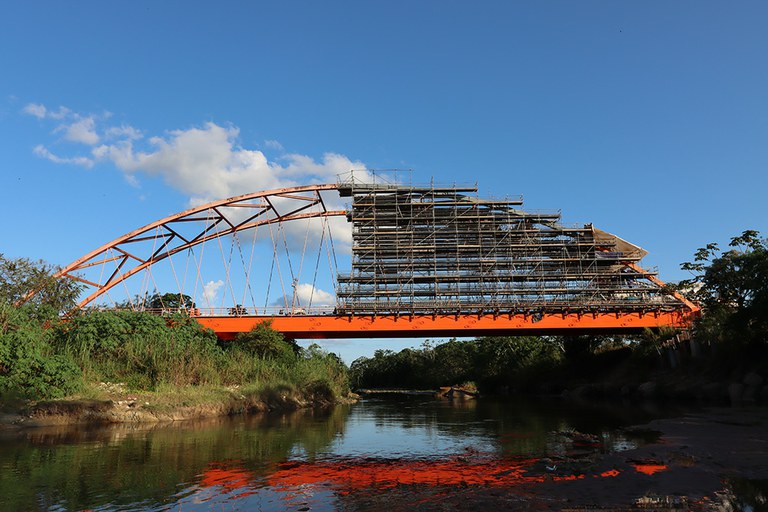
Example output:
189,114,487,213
2,395,758,511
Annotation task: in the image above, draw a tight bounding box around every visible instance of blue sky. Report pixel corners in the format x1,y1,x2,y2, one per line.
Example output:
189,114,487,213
2,1,767,361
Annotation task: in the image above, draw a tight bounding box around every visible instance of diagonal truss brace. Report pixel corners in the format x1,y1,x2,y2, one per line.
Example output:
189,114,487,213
20,184,344,310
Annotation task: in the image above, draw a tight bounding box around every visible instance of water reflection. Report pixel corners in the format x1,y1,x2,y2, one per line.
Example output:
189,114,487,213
0,406,351,511
0,396,681,511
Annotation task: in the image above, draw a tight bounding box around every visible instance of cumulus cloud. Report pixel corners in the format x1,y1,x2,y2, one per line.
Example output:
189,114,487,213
25,102,377,252
111,123,280,202
106,124,143,140
86,121,368,207
24,102,107,162
56,116,99,145
23,103,47,119
202,279,225,304
23,103,71,121
25,102,370,201
33,144,94,169
295,283,335,306
274,283,336,309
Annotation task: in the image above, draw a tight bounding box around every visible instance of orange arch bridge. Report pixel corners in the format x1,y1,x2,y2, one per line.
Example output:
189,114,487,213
38,179,699,340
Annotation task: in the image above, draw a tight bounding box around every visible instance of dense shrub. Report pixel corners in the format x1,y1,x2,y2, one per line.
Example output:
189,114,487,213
228,321,299,362
1,254,351,402
4,352,81,398
0,308,81,399
52,311,224,389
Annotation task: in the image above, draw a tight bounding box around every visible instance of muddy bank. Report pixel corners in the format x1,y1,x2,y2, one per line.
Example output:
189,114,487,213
2,388,358,428
341,405,768,511
518,406,768,510
558,370,768,405
537,343,768,406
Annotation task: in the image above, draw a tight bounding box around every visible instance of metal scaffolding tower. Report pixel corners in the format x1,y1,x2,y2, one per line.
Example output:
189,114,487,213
337,180,682,316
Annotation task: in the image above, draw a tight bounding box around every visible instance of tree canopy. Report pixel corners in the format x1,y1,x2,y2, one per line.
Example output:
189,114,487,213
147,292,195,311
0,254,81,314
679,230,768,344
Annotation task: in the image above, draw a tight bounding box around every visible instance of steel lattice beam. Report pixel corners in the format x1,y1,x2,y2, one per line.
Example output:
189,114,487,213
22,184,344,309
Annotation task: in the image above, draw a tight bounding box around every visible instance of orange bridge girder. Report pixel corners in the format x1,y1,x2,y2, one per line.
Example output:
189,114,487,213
194,310,696,341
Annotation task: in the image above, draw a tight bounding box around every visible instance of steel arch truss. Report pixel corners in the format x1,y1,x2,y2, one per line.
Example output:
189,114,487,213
49,184,345,309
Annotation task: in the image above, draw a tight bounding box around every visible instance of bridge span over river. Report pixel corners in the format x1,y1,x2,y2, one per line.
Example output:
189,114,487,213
33,177,699,340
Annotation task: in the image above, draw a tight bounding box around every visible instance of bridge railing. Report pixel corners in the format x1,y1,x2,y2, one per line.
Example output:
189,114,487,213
81,305,339,317
194,306,339,317
83,292,692,319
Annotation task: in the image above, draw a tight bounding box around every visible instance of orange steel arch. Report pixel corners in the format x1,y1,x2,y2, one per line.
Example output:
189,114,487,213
40,184,345,309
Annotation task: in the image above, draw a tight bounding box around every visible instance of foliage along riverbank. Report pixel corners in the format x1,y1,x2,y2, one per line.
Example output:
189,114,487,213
1,278,352,425
350,332,768,405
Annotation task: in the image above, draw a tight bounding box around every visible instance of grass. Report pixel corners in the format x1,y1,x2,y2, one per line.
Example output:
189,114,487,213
2,311,351,420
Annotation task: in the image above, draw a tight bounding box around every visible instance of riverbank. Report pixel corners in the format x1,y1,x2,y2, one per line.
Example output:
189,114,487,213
447,405,768,510
1,382,359,428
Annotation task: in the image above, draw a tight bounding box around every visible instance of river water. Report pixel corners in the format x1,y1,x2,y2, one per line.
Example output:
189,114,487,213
0,395,765,511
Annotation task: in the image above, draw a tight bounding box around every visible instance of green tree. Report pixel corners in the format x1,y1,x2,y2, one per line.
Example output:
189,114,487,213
432,339,475,386
679,230,768,344
0,304,82,399
0,255,83,398
0,254,81,317
474,336,563,389
349,336,564,391
231,321,299,362
147,292,195,311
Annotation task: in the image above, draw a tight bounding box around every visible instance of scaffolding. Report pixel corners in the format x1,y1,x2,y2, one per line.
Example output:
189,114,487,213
336,179,685,316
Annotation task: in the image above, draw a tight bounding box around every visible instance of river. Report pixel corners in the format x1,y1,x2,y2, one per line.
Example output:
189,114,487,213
1,395,766,511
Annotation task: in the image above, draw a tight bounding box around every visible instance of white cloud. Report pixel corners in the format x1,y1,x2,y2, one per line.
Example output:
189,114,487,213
33,144,94,168
24,103,133,147
56,116,99,145
202,279,224,304
123,173,140,188
95,121,367,207
281,152,362,180
264,139,284,151
48,106,71,120
295,283,335,306
274,283,335,309
23,103,70,120
23,103,47,119
106,124,142,140
26,103,369,202
26,102,376,250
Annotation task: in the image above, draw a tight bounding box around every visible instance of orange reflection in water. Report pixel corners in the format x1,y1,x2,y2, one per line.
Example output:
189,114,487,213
198,456,626,502
633,463,668,475
267,457,621,493
200,465,255,491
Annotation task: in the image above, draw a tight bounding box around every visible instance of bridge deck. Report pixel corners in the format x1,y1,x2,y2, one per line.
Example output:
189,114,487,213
194,311,695,341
